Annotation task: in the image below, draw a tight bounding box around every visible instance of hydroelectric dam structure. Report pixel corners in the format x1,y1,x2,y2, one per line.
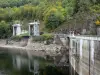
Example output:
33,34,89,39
55,34,100,75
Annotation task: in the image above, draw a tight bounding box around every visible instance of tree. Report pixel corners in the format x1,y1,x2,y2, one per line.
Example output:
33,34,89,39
44,7,65,30
62,0,77,18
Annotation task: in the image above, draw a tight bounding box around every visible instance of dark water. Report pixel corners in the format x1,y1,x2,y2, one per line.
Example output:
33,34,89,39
0,48,68,75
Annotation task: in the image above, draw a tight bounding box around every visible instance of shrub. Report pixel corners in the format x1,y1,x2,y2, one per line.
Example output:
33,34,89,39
32,34,54,42
41,34,53,40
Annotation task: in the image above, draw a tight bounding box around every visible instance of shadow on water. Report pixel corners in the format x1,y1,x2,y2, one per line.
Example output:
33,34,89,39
0,48,69,75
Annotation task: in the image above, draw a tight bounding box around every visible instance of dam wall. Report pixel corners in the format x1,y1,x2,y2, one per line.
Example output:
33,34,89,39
68,35,100,75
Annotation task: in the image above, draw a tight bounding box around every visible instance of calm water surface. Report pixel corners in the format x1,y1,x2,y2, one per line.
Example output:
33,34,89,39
0,48,67,75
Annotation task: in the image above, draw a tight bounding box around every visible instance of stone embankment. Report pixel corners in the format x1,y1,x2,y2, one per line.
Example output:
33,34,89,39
0,36,69,68
0,39,62,56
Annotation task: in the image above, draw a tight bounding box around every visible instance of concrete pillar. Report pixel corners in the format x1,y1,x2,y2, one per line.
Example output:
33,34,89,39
70,39,73,49
70,38,73,75
71,57,73,75
34,23,36,36
29,25,30,36
79,66,82,75
90,40,95,75
90,40,94,63
34,22,40,36
73,58,75,75
13,26,15,36
79,39,83,75
80,39,83,59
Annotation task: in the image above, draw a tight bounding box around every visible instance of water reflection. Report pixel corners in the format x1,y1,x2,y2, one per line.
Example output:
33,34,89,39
0,48,68,75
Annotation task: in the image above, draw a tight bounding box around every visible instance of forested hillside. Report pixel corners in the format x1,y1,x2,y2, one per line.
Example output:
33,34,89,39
0,0,46,7
0,0,100,38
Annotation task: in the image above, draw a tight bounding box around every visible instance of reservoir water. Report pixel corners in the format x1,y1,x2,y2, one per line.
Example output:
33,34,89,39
0,48,69,75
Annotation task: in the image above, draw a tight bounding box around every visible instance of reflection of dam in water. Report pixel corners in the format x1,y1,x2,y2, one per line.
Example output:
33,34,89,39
13,55,40,75
0,48,68,75
30,60,39,75
12,50,40,75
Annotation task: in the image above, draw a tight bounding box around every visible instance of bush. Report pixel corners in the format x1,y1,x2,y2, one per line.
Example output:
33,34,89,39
32,34,53,42
41,34,53,40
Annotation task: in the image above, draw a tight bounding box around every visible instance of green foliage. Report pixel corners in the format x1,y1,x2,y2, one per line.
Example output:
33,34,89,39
0,0,74,31
90,4,100,14
62,0,77,18
0,0,99,32
0,21,11,38
11,36,22,41
44,6,65,30
0,0,44,8
32,34,53,42
41,34,53,40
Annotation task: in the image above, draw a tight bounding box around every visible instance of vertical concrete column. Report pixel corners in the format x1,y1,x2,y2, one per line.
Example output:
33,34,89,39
73,58,76,75
29,25,30,36
70,39,73,49
71,57,73,75
70,38,73,75
90,40,94,63
90,40,95,75
79,66,82,75
13,26,15,36
34,22,40,36
79,39,83,75
80,39,83,59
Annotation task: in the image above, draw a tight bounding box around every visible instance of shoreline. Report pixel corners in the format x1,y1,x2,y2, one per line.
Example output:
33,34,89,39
0,43,61,57
0,45,48,58
0,45,26,50
0,38,62,58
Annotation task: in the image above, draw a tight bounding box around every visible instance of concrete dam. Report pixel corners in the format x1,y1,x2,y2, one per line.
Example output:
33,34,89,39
55,34,100,75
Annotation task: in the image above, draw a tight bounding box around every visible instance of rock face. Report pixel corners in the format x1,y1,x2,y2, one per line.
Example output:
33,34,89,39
7,38,28,47
27,42,61,55
53,35,63,45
